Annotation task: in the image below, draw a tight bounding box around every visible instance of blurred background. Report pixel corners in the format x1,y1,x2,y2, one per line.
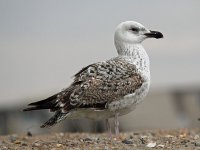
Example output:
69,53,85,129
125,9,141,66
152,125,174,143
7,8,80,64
0,0,200,135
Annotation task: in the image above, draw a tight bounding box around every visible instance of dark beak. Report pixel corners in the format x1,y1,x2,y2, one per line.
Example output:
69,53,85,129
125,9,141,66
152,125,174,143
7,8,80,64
144,30,163,39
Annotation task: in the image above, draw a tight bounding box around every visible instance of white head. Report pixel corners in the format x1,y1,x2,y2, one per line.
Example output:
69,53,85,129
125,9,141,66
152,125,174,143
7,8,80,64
114,21,163,54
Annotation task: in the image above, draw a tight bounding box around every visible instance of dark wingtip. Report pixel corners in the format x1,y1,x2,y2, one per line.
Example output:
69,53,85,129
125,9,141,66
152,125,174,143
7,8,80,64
40,123,52,128
28,102,35,106
22,102,39,111
23,107,39,111
40,111,66,128
23,108,28,111
40,118,56,128
40,124,46,128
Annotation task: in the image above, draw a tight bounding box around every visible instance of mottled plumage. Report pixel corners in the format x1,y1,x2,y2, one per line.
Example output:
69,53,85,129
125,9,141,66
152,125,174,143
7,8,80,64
24,21,163,134
71,57,143,107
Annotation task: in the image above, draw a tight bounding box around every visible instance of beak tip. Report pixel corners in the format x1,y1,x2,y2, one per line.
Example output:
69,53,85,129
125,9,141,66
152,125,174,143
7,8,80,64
145,30,164,39
156,33,164,39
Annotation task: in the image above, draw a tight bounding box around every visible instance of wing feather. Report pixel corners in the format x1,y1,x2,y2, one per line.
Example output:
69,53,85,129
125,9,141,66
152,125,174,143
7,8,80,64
63,57,144,111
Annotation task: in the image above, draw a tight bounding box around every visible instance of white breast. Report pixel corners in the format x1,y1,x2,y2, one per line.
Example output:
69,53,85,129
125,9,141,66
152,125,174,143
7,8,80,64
107,44,150,114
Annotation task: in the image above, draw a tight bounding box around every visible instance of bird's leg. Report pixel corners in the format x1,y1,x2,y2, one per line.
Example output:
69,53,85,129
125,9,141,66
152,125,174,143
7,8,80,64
114,113,119,136
106,118,112,138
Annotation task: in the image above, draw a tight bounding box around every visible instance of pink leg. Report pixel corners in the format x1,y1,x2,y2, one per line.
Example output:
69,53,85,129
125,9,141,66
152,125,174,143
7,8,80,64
106,118,112,138
114,113,119,136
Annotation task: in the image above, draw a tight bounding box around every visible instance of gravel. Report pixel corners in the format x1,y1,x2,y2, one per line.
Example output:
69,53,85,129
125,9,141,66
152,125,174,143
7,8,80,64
122,139,134,144
0,129,200,150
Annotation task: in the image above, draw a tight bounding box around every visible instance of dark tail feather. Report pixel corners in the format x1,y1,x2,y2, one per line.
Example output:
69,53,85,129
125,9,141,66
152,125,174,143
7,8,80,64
23,106,50,111
23,93,59,111
40,111,67,128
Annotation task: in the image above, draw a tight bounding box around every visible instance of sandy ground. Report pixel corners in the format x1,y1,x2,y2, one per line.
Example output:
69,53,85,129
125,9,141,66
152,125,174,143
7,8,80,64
1,129,200,150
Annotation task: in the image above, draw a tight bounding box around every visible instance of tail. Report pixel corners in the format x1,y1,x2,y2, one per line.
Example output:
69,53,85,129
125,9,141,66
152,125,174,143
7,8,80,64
40,111,67,128
23,94,59,112
23,93,70,128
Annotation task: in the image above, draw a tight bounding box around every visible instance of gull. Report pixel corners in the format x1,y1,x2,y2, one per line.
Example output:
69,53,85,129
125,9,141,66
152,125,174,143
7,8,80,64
24,21,163,135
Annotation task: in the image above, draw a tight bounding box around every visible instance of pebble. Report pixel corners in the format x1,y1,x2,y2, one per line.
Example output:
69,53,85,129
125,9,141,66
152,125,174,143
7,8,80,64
194,135,200,140
195,141,200,147
181,139,190,144
21,142,28,146
122,139,133,144
179,133,187,138
140,135,148,139
83,137,92,142
146,142,156,148
140,136,147,144
1,146,7,150
129,135,134,139
9,134,18,142
56,143,62,147
165,135,174,138
33,142,41,147
27,131,32,137
59,132,64,137
14,140,21,144
157,144,165,148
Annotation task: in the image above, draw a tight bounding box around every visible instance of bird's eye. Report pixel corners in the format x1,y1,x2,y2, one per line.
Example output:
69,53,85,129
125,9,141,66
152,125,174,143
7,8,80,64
130,27,139,32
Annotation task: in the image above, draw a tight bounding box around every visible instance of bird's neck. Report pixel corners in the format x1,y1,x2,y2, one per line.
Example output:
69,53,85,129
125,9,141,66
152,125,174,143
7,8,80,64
115,40,150,78
115,40,145,57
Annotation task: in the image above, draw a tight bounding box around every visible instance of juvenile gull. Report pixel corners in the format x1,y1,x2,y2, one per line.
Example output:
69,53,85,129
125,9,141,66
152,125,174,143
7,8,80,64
24,21,163,135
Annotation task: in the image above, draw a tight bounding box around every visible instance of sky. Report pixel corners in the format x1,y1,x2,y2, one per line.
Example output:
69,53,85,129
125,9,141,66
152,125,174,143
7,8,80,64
0,0,200,107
